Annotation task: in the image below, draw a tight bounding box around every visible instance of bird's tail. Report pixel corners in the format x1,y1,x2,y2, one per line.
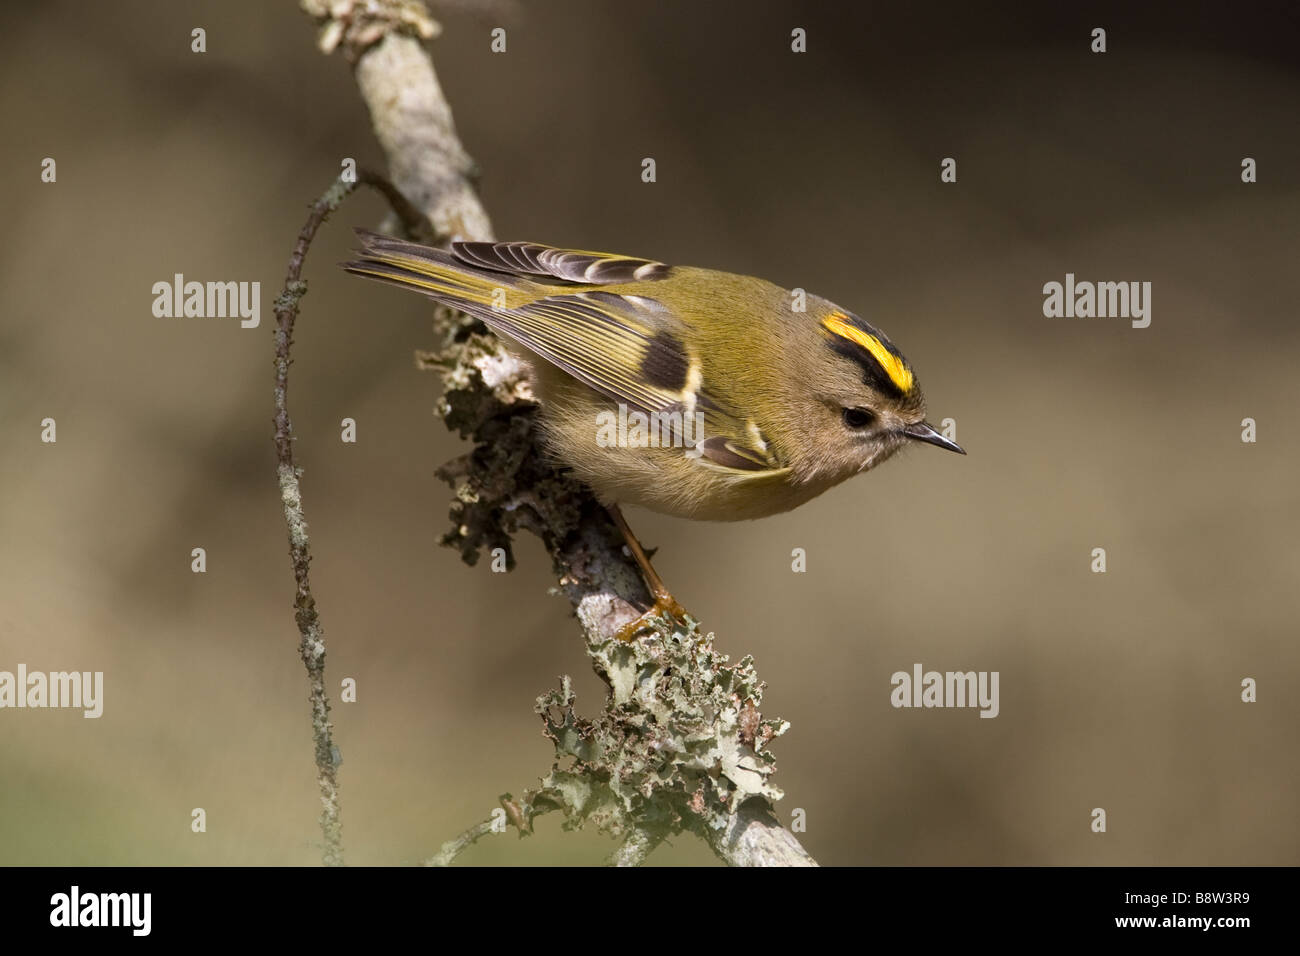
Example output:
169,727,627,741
341,228,535,313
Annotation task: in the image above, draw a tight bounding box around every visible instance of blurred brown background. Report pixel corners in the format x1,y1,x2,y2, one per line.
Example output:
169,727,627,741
1,1,1297,866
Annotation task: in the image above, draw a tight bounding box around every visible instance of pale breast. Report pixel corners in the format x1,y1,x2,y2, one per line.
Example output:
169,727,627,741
530,363,842,521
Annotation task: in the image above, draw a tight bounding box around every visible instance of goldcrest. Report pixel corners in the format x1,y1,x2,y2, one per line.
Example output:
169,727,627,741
344,230,963,523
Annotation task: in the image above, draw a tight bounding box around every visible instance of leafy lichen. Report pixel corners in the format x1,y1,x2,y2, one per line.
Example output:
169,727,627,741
530,619,789,845
421,305,789,855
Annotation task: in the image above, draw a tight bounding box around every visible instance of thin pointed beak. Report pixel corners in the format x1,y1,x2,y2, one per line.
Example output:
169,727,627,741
902,421,966,454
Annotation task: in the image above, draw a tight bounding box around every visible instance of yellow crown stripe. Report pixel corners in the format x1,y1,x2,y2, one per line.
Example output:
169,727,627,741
822,313,914,394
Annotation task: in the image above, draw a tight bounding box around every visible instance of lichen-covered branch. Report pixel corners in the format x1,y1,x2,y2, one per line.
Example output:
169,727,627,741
272,168,438,868
423,816,497,867
303,0,816,866
273,177,354,868
607,828,662,867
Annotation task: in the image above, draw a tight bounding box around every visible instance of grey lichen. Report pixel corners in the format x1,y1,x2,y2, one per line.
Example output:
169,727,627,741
422,305,797,859
529,624,789,847
420,311,587,573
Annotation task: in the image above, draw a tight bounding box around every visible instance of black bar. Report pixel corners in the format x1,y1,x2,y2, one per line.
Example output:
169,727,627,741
0,866,1283,940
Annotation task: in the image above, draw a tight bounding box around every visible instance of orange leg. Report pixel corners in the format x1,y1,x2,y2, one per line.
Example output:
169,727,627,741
607,504,687,641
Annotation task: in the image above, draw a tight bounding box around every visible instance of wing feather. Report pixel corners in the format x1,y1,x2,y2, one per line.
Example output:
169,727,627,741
348,231,785,475
481,293,784,473
451,241,672,285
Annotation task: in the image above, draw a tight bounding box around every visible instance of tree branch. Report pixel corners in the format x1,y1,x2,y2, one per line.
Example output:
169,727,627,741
707,800,817,867
302,0,817,866
606,828,664,867
423,817,497,867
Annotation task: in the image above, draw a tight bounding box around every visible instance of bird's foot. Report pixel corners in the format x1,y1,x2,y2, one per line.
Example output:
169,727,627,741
614,594,689,642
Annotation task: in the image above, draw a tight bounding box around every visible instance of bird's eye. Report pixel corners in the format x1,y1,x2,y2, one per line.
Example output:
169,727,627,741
841,407,876,429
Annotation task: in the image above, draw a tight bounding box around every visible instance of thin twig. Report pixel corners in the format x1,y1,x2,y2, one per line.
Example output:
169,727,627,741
272,170,432,867
273,177,353,867
356,168,438,243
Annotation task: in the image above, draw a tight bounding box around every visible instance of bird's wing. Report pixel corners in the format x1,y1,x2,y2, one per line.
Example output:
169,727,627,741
347,232,787,474
491,289,787,475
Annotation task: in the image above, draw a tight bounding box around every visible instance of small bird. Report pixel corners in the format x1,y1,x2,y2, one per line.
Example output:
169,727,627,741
344,230,963,630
